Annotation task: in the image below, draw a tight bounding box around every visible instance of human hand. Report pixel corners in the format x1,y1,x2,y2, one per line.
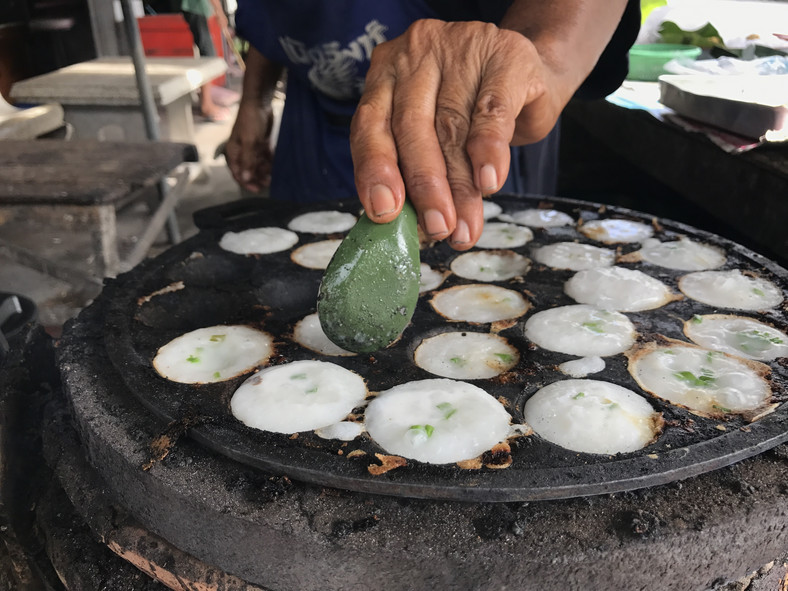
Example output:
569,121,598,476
350,19,565,250
226,102,275,193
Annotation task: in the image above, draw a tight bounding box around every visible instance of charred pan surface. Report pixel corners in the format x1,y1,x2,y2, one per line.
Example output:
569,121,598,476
93,195,788,501
50,299,788,591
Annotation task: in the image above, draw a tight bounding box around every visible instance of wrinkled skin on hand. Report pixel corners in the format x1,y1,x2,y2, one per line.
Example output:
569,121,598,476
350,19,565,250
226,102,275,194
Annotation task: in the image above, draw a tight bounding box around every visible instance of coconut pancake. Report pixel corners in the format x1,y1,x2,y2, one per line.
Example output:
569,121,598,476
230,360,368,433
565,267,675,312
364,378,512,464
293,313,356,357
684,314,788,361
628,341,772,417
287,210,357,234
431,284,531,323
634,238,726,271
219,227,299,255
414,332,519,379
450,250,531,282
291,239,342,270
580,219,654,244
524,304,636,357
482,201,503,220
531,242,615,271
678,270,783,310
505,208,573,228
419,263,448,293
523,379,662,455
153,325,274,384
475,222,534,249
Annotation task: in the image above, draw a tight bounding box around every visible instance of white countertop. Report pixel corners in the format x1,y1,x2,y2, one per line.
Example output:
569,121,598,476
10,57,227,107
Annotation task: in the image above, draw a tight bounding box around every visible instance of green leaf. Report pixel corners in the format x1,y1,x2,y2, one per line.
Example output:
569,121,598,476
409,424,435,438
691,315,703,324
749,329,782,344
752,288,766,297
186,355,200,363
582,320,605,334
290,373,308,380
305,386,318,394
449,356,466,366
437,402,457,420
658,20,725,49
751,45,788,58
694,22,724,39
572,392,586,400
736,329,784,354
209,334,227,342
674,370,716,387
493,353,514,364
213,371,221,378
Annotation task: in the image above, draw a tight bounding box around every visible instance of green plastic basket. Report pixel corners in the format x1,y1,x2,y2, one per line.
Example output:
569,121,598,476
627,43,702,81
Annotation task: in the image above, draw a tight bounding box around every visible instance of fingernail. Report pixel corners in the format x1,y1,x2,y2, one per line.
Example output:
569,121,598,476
423,209,448,237
480,164,498,193
451,219,470,244
241,170,252,182
370,184,396,217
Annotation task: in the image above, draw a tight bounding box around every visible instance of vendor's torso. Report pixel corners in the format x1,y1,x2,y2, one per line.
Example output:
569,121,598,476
234,0,555,203
236,1,441,202
239,1,437,115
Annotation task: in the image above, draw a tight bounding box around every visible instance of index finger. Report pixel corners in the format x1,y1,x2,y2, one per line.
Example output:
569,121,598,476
350,53,406,224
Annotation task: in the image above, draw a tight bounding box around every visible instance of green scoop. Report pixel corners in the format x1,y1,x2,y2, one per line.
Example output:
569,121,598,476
317,200,420,353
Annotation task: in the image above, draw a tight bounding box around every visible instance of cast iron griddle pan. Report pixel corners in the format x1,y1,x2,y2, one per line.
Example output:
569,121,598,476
101,194,788,502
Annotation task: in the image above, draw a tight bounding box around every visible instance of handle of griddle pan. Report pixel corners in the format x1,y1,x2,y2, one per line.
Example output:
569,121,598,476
192,197,293,230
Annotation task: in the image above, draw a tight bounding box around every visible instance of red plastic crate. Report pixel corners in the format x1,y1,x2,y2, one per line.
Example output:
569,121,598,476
137,14,225,85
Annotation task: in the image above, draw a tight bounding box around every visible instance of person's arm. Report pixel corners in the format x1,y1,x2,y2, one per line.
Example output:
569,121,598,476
207,0,228,30
225,46,284,193
350,0,629,250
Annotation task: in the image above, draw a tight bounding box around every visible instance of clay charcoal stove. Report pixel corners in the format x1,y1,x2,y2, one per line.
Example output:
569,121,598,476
3,194,788,590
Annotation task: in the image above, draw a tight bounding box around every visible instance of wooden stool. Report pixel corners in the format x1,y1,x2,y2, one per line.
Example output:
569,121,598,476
0,140,198,286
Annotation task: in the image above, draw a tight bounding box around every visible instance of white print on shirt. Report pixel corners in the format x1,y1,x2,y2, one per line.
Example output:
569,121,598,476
279,19,388,100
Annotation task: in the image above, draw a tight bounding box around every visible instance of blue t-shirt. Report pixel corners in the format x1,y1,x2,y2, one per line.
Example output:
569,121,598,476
237,1,441,203
236,0,637,203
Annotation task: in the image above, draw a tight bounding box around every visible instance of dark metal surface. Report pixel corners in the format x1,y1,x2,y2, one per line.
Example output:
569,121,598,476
53,299,788,591
98,194,788,501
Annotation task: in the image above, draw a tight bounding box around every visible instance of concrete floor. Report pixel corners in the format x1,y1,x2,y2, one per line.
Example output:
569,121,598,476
0,97,245,332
